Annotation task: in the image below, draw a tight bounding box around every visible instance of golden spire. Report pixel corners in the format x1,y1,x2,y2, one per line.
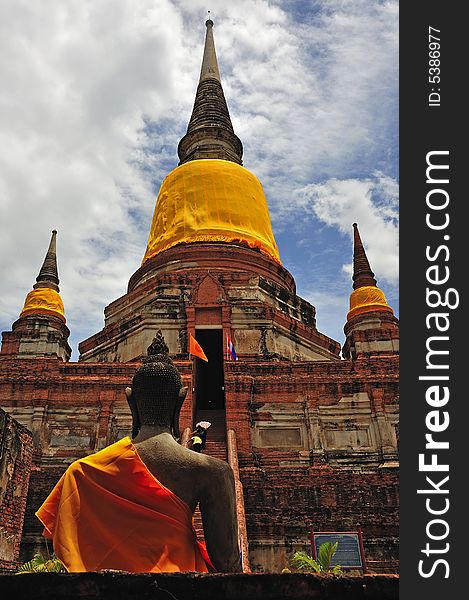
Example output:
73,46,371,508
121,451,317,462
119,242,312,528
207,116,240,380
347,223,393,320
20,230,66,322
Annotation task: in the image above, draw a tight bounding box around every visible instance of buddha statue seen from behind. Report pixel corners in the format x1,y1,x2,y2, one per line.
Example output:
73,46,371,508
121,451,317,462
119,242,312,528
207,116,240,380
36,331,241,573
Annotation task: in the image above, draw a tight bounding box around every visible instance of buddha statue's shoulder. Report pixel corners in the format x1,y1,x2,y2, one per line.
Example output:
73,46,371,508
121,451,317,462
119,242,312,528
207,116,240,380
133,435,232,481
183,450,235,491
163,437,230,472
191,450,232,472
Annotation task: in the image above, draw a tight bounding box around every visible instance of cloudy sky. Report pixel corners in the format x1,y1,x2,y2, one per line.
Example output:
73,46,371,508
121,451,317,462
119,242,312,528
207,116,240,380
0,0,398,359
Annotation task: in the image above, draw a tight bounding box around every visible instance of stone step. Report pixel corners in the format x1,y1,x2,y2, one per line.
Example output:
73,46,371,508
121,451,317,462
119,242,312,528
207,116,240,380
194,409,227,443
203,440,228,461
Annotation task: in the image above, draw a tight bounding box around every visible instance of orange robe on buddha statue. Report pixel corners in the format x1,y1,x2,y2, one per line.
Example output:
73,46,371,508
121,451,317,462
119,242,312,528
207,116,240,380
36,437,213,573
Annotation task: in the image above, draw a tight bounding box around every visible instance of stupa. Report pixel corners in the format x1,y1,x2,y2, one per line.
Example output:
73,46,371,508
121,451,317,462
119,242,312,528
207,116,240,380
0,19,399,573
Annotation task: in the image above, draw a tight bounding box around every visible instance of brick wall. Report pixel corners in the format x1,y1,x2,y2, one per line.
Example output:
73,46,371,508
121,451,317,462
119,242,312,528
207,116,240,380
0,353,399,572
0,408,33,571
241,467,398,573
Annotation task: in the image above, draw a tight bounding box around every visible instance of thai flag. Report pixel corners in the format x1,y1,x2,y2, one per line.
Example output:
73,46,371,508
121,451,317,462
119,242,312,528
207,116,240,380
227,334,237,361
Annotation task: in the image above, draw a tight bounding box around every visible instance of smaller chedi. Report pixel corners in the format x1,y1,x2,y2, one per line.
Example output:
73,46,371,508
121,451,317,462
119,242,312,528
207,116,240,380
20,230,65,322
1,229,71,361
342,223,398,360
35,331,240,573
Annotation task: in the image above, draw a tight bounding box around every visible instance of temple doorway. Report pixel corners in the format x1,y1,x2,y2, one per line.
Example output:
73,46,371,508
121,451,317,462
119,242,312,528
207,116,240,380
194,328,225,410
193,328,228,461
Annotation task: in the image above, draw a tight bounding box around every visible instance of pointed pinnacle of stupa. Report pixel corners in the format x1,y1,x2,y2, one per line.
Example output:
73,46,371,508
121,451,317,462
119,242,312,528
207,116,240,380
199,16,221,83
34,229,60,292
20,230,66,322
352,223,377,290
346,223,393,323
177,17,243,165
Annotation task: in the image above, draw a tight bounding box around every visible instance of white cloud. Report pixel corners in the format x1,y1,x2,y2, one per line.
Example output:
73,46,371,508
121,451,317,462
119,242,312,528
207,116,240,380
297,173,399,285
227,0,398,187
0,0,189,354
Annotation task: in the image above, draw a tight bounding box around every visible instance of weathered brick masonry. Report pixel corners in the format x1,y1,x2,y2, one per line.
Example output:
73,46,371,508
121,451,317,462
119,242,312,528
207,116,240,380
0,348,398,571
0,358,192,562
0,408,33,570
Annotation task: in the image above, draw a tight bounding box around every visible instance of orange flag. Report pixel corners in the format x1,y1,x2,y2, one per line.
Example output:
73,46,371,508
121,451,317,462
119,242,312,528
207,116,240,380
189,334,208,362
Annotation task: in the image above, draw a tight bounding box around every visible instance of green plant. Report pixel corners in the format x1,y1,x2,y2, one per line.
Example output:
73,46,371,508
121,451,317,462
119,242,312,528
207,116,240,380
290,542,343,574
16,552,66,573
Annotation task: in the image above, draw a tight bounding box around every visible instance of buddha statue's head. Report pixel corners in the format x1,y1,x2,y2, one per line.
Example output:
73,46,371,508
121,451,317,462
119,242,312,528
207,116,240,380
125,330,187,439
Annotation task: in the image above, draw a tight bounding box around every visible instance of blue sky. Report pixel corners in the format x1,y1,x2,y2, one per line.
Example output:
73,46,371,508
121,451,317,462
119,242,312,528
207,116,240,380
0,0,398,359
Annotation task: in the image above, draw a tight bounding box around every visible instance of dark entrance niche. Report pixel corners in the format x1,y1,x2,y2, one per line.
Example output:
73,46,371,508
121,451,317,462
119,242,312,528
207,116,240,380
194,329,225,410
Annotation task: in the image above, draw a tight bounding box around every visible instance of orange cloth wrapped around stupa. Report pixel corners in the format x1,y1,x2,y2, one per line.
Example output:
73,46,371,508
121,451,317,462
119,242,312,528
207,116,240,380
142,159,281,265
35,437,212,573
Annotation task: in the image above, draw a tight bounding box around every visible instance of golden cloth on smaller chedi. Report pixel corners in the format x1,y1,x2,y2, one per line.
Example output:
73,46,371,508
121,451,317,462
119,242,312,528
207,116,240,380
20,288,65,322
